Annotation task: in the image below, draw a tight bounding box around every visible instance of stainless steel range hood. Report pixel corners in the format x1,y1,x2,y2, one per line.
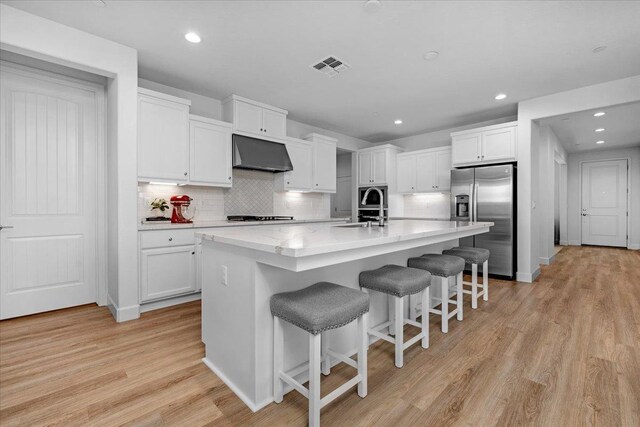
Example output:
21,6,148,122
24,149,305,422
232,134,293,173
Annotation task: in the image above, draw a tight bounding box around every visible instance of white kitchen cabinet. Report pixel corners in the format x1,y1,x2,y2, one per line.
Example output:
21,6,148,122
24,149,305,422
140,245,197,302
223,95,287,139
396,147,452,193
309,134,337,192
275,138,314,192
451,122,517,166
138,88,191,183
357,145,401,187
189,115,233,187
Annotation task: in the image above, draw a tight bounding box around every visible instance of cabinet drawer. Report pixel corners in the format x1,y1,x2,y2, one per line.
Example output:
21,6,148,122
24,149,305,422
140,229,195,249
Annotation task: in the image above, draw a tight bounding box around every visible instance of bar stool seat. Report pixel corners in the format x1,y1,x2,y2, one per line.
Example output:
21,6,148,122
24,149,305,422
408,254,465,333
271,282,369,335
443,247,490,309
271,282,369,427
360,265,431,368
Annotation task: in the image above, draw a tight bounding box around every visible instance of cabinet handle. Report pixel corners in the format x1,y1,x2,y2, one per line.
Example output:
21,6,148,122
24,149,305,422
482,155,484,159
192,251,195,255
168,237,173,241
260,128,263,131
184,172,188,176
477,156,480,159
316,183,319,186
287,181,290,184
264,129,267,132
228,176,231,180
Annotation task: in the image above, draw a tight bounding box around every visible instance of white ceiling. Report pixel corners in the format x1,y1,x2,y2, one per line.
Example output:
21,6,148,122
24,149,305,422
539,102,640,153
4,1,640,142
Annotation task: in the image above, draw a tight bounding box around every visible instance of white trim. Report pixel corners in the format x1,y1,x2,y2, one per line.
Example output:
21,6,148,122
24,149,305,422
107,295,140,322
578,157,630,248
450,120,518,137
0,61,109,308
628,243,640,250
539,253,556,265
188,114,231,128
356,143,403,153
139,292,201,313
559,240,569,246
568,240,581,246
202,357,273,413
516,266,540,283
221,94,287,115
137,87,191,106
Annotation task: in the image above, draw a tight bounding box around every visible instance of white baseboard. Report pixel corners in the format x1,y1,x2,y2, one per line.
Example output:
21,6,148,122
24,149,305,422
107,295,140,322
559,240,569,246
568,240,581,246
628,243,640,250
140,292,201,313
539,253,556,265
516,267,540,283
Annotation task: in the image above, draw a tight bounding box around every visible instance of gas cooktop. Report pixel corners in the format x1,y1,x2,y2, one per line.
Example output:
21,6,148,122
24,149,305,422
227,215,294,222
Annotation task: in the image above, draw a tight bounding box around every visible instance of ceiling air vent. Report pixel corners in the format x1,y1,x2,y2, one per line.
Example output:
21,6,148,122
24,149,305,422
310,56,351,77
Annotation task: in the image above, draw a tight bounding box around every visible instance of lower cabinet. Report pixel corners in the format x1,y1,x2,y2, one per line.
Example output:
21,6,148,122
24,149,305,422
140,245,197,302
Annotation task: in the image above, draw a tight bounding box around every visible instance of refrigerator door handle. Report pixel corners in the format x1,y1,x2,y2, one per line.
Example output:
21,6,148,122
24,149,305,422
469,184,474,222
474,182,479,222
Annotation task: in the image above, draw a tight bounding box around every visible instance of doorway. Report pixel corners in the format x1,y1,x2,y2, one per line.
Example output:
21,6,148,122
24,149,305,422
330,150,352,218
580,159,628,247
0,62,106,319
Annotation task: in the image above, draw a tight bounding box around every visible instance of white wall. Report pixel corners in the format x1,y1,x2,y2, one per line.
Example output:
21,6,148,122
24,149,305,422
517,74,640,282
566,147,640,249
1,4,140,321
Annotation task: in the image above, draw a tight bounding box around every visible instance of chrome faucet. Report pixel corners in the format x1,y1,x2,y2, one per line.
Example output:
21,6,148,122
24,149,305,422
361,187,385,227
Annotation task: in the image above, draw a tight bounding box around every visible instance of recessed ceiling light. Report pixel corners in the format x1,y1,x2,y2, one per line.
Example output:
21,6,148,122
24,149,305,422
595,128,605,132
495,93,507,100
592,46,607,54
596,140,605,144
593,111,606,117
185,32,201,43
92,0,106,6
363,0,382,13
394,119,403,125
423,51,439,61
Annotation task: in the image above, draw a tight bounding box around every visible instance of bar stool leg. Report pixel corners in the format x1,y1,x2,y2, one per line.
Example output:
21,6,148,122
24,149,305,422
441,277,449,333
483,260,489,301
471,263,478,309
321,332,330,376
456,272,463,321
421,287,429,348
409,293,418,321
273,316,284,403
309,333,321,427
394,296,404,368
388,295,395,336
357,313,368,397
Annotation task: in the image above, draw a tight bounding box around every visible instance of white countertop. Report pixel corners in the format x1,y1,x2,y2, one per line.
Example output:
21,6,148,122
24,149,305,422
138,217,349,231
197,219,493,257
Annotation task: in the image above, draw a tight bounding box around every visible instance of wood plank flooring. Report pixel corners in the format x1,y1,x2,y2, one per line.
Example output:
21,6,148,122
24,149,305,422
1,246,639,426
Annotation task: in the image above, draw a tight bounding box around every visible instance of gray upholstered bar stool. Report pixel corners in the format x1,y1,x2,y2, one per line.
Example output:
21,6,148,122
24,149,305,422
407,254,465,333
271,282,369,427
359,265,431,368
443,247,490,309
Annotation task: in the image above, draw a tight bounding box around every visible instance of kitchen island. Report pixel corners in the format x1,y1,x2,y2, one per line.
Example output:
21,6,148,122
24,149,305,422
198,219,492,411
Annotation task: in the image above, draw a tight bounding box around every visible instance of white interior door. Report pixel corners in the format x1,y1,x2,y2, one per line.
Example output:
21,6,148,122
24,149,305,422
1,66,99,319
581,159,628,247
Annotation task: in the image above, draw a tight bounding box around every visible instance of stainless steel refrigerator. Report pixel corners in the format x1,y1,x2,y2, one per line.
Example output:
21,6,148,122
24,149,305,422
450,164,516,279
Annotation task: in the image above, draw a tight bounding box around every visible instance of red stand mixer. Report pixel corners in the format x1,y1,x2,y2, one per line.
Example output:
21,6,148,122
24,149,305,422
170,195,194,223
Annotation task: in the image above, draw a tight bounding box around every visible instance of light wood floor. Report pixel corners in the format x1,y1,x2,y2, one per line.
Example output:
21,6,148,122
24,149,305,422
1,246,639,426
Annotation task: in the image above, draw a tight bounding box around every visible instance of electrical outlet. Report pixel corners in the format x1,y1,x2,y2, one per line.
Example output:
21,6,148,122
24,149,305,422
221,265,228,286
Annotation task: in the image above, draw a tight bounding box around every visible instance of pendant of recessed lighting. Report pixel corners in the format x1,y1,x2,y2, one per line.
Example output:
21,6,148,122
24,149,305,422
363,0,382,13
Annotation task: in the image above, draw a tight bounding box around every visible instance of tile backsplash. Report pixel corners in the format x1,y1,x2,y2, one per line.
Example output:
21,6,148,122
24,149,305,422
138,169,331,222
402,193,450,219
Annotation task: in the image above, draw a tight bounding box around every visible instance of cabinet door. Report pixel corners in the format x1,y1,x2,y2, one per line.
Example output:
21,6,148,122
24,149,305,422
262,109,287,139
451,133,481,166
481,127,516,162
138,95,189,182
313,141,336,192
397,155,417,193
371,150,387,184
358,152,372,186
189,120,232,187
140,245,196,302
435,149,452,191
234,100,263,134
283,140,313,190
416,152,436,192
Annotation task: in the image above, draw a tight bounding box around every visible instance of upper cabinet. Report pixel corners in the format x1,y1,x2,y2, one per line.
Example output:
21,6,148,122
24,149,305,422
222,95,287,140
307,133,337,192
451,122,517,167
138,88,191,183
189,115,233,187
357,145,401,187
397,147,452,193
137,88,233,188
274,134,337,193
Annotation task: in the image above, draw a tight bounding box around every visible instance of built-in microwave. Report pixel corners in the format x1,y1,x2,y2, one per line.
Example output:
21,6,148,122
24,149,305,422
358,186,388,209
